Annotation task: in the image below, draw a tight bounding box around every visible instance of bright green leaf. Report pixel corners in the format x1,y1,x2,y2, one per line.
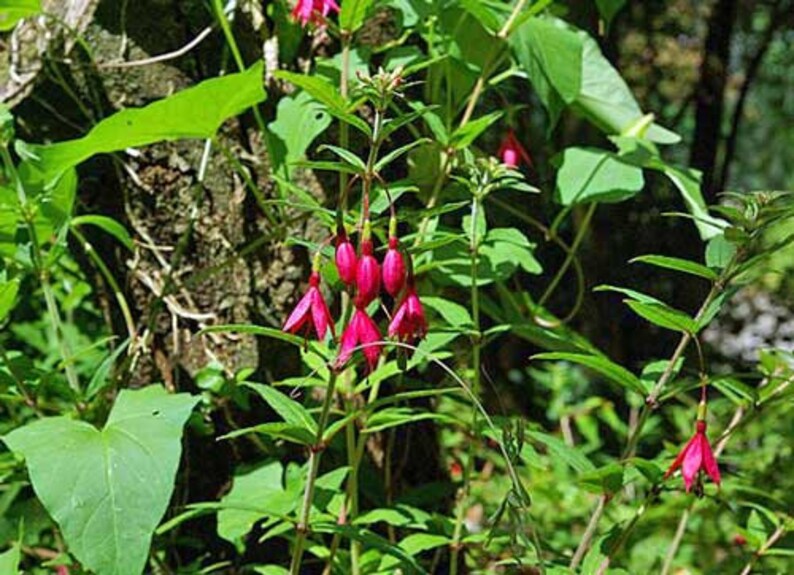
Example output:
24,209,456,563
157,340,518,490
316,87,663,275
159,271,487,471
0,543,20,575
340,0,374,32
269,90,332,174
3,386,199,575
242,382,318,436
532,352,645,396
555,147,644,205
630,255,718,281
0,0,40,31
624,300,699,334
0,278,20,322
71,215,134,251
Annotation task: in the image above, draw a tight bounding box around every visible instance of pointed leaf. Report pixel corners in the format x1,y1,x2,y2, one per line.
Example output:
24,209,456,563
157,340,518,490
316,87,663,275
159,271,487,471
532,352,645,396
630,254,718,281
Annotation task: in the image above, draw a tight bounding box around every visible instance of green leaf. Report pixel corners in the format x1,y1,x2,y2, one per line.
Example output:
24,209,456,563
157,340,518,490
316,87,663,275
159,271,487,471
421,297,473,329
705,233,736,269
0,543,20,575
624,300,699,334
579,462,625,494
339,0,374,32
273,70,370,135
84,339,131,399
482,227,542,275
555,147,644,205
573,34,679,144
71,215,134,251
268,90,332,174
510,17,582,128
595,0,627,27
379,533,451,569
254,566,290,575
3,386,199,575
317,144,367,172
242,382,318,436
630,255,718,281
532,352,645,396
0,0,40,31
21,63,266,185
527,430,594,473
449,111,502,149
661,166,725,240
362,407,453,434
199,324,305,348
217,461,296,548
375,138,431,172
0,278,20,322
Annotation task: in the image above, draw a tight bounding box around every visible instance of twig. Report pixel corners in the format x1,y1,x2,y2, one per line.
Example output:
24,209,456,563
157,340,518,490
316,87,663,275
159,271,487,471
97,25,215,69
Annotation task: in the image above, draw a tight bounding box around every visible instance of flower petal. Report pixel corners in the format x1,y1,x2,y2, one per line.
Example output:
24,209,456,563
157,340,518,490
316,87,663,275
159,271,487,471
310,287,334,340
681,434,703,492
335,313,360,368
283,290,313,334
701,435,721,486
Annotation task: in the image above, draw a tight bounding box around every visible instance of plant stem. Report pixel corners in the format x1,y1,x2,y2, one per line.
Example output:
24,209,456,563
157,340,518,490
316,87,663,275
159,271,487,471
569,270,733,569
660,508,690,575
449,196,484,575
740,523,786,575
289,372,338,575
1,147,81,395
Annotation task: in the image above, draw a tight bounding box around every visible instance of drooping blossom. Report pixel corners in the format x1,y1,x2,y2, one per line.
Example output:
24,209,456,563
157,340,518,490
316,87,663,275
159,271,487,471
291,0,340,27
336,307,382,371
382,236,406,297
498,129,533,168
388,283,427,345
283,270,335,341
663,419,721,492
335,230,357,286
355,237,380,307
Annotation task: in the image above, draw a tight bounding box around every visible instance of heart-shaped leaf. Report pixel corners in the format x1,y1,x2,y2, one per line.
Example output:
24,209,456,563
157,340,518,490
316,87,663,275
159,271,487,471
3,386,199,575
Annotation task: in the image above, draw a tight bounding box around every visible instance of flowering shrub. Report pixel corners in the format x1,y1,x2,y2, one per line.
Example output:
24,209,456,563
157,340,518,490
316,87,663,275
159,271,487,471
0,1,793,575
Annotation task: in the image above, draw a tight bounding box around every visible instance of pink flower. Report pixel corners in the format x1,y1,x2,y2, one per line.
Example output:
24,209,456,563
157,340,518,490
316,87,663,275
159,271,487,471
336,307,382,371
382,236,406,297
498,129,533,168
664,420,721,492
388,284,427,345
335,232,357,286
283,271,335,341
355,238,380,307
291,0,340,27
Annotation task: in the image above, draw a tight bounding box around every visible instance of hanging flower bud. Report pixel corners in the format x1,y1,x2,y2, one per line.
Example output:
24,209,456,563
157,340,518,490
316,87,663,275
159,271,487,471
283,255,335,341
336,307,382,372
355,221,380,307
382,216,406,296
498,129,533,168
663,402,721,493
335,230,357,286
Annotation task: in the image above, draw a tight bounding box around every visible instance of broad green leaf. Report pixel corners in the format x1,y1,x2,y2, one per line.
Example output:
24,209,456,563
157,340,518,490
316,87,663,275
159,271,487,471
555,147,644,205
705,233,736,268
217,461,296,548
532,352,645,396
574,34,679,144
340,0,374,32
242,382,318,435
3,386,199,575
268,90,331,174
624,300,699,334
0,543,20,575
0,278,20,322
482,227,542,275
510,17,581,126
459,0,509,33
20,63,266,185
630,254,718,281
0,0,39,31
71,215,134,251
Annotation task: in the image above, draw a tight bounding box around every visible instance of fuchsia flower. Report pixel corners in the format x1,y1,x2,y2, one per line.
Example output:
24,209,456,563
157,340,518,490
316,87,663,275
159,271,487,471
498,129,533,168
335,231,357,286
382,236,406,297
388,283,427,345
283,270,335,341
664,419,721,492
336,307,382,371
355,238,380,307
291,0,340,26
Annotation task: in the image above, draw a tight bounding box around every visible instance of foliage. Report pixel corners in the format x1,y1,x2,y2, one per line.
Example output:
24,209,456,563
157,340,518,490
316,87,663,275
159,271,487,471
0,1,792,575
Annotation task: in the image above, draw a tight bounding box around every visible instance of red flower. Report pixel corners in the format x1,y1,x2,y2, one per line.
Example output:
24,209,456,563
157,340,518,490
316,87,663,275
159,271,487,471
498,129,533,168
382,236,406,297
388,284,427,345
355,238,381,307
335,232,357,286
664,420,721,492
336,307,382,371
291,0,340,26
283,271,335,341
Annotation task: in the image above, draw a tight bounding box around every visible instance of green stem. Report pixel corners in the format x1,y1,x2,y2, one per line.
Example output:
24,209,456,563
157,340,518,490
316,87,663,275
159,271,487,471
289,372,338,575
1,147,81,394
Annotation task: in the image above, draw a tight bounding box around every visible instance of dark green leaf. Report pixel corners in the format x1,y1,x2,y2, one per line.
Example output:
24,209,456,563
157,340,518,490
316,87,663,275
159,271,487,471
630,255,718,281
532,352,645,396
71,215,134,251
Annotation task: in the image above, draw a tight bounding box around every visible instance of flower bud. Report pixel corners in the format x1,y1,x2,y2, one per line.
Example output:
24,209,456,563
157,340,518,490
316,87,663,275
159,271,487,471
382,236,406,296
355,238,380,307
335,233,357,285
